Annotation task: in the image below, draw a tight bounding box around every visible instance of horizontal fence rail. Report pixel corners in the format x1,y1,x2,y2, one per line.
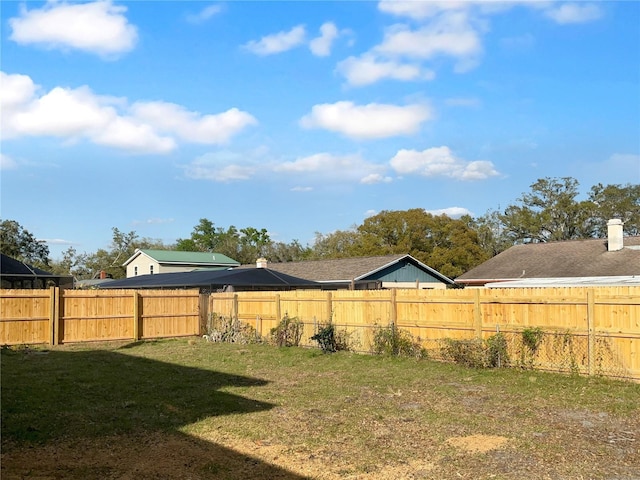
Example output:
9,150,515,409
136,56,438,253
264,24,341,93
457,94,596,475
0,288,204,345
208,287,640,381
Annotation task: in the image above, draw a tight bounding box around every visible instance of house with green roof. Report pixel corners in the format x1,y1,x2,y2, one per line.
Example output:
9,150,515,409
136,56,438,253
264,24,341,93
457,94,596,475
123,249,240,278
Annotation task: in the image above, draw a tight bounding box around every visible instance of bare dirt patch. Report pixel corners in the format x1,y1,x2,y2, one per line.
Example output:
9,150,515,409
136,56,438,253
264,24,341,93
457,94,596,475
445,434,509,453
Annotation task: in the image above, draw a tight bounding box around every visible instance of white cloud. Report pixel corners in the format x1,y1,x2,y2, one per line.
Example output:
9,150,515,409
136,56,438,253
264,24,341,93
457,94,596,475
336,8,485,85
0,72,37,110
8,85,115,138
378,0,546,19
183,151,258,182
366,0,604,87
1,71,255,154
1,78,175,153
375,13,483,72
291,186,313,192
132,218,175,226
310,22,340,56
458,160,500,180
275,152,387,182
39,238,75,246
186,162,256,182
390,146,500,180
426,207,473,218
1,153,18,170
337,54,435,86
9,0,138,58
243,25,306,55
378,0,469,20
360,173,393,184
131,102,257,145
91,116,176,154
186,4,222,24
300,101,432,140
544,3,603,24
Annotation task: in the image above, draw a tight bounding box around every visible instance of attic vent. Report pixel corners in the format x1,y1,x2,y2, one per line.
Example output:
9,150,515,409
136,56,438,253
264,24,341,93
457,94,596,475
212,254,216,260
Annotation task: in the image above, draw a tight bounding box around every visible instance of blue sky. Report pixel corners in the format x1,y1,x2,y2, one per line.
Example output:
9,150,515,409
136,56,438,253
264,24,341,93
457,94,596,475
1,0,639,260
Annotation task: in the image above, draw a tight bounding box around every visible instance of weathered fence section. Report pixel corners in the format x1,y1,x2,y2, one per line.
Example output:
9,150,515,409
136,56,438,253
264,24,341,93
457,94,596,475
208,286,640,380
0,288,203,345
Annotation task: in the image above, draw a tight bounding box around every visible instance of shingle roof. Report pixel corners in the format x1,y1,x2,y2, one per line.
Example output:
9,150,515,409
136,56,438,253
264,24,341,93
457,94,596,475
456,236,640,284
242,254,453,284
100,268,318,289
123,249,240,267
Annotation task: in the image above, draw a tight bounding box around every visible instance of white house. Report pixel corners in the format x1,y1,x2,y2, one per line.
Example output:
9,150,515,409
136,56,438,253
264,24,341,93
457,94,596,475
123,249,240,278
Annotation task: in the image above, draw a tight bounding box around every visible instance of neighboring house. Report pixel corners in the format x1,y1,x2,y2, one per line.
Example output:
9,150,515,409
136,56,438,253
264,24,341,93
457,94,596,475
247,254,455,290
456,219,640,287
0,253,73,289
123,249,240,278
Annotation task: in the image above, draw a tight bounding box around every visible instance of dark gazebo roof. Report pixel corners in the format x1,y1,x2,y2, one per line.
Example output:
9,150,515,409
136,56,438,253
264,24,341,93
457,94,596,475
99,267,320,291
0,253,73,289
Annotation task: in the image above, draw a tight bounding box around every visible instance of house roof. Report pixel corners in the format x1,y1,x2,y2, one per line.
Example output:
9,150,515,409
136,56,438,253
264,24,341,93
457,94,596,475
242,254,454,285
1,253,55,277
456,236,640,285
0,253,74,288
99,268,319,290
123,249,240,267
486,276,640,288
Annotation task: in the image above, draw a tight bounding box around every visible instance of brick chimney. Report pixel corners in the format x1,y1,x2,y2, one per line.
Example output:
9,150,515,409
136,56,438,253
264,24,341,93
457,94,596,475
607,219,624,252
256,257,268,268
99,270,107,279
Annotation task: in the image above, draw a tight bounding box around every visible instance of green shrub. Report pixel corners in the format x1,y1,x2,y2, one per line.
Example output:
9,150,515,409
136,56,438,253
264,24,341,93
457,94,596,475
204,313,260,344
270,314,303,347
371,323,427,359
441,338,486,368
486,332,509,368
311,323,355,353
311,324,337,353
441,333,509,368
522,327,544,353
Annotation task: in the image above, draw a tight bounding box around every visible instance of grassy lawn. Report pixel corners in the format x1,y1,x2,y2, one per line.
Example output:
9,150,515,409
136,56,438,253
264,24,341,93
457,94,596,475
2,338,639,479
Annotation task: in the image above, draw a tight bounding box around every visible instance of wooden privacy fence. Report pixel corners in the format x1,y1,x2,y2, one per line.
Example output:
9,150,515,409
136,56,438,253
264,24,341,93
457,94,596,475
0,288,205,345
208,287,640,381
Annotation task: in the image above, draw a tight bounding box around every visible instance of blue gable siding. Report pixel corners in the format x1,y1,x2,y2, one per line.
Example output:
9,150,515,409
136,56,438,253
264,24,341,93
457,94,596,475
362,259,441,284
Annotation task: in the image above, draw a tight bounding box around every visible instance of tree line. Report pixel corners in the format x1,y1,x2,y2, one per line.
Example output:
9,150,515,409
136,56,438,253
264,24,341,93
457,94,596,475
1,177,638,280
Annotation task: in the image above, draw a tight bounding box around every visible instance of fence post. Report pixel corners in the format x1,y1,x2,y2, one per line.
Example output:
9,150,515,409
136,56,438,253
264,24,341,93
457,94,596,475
49,286,58,345
256,315,262,340
233,294,239,320
133,291,141,340
199,294,209,336
587,289,595,376
390,288,397,325
326,291,332,321
275,294,281,322
474,289,482,340
53,287,61,345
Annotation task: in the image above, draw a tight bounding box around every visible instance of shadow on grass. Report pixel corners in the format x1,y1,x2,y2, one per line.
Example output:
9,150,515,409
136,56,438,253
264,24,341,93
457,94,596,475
1,346,309,479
